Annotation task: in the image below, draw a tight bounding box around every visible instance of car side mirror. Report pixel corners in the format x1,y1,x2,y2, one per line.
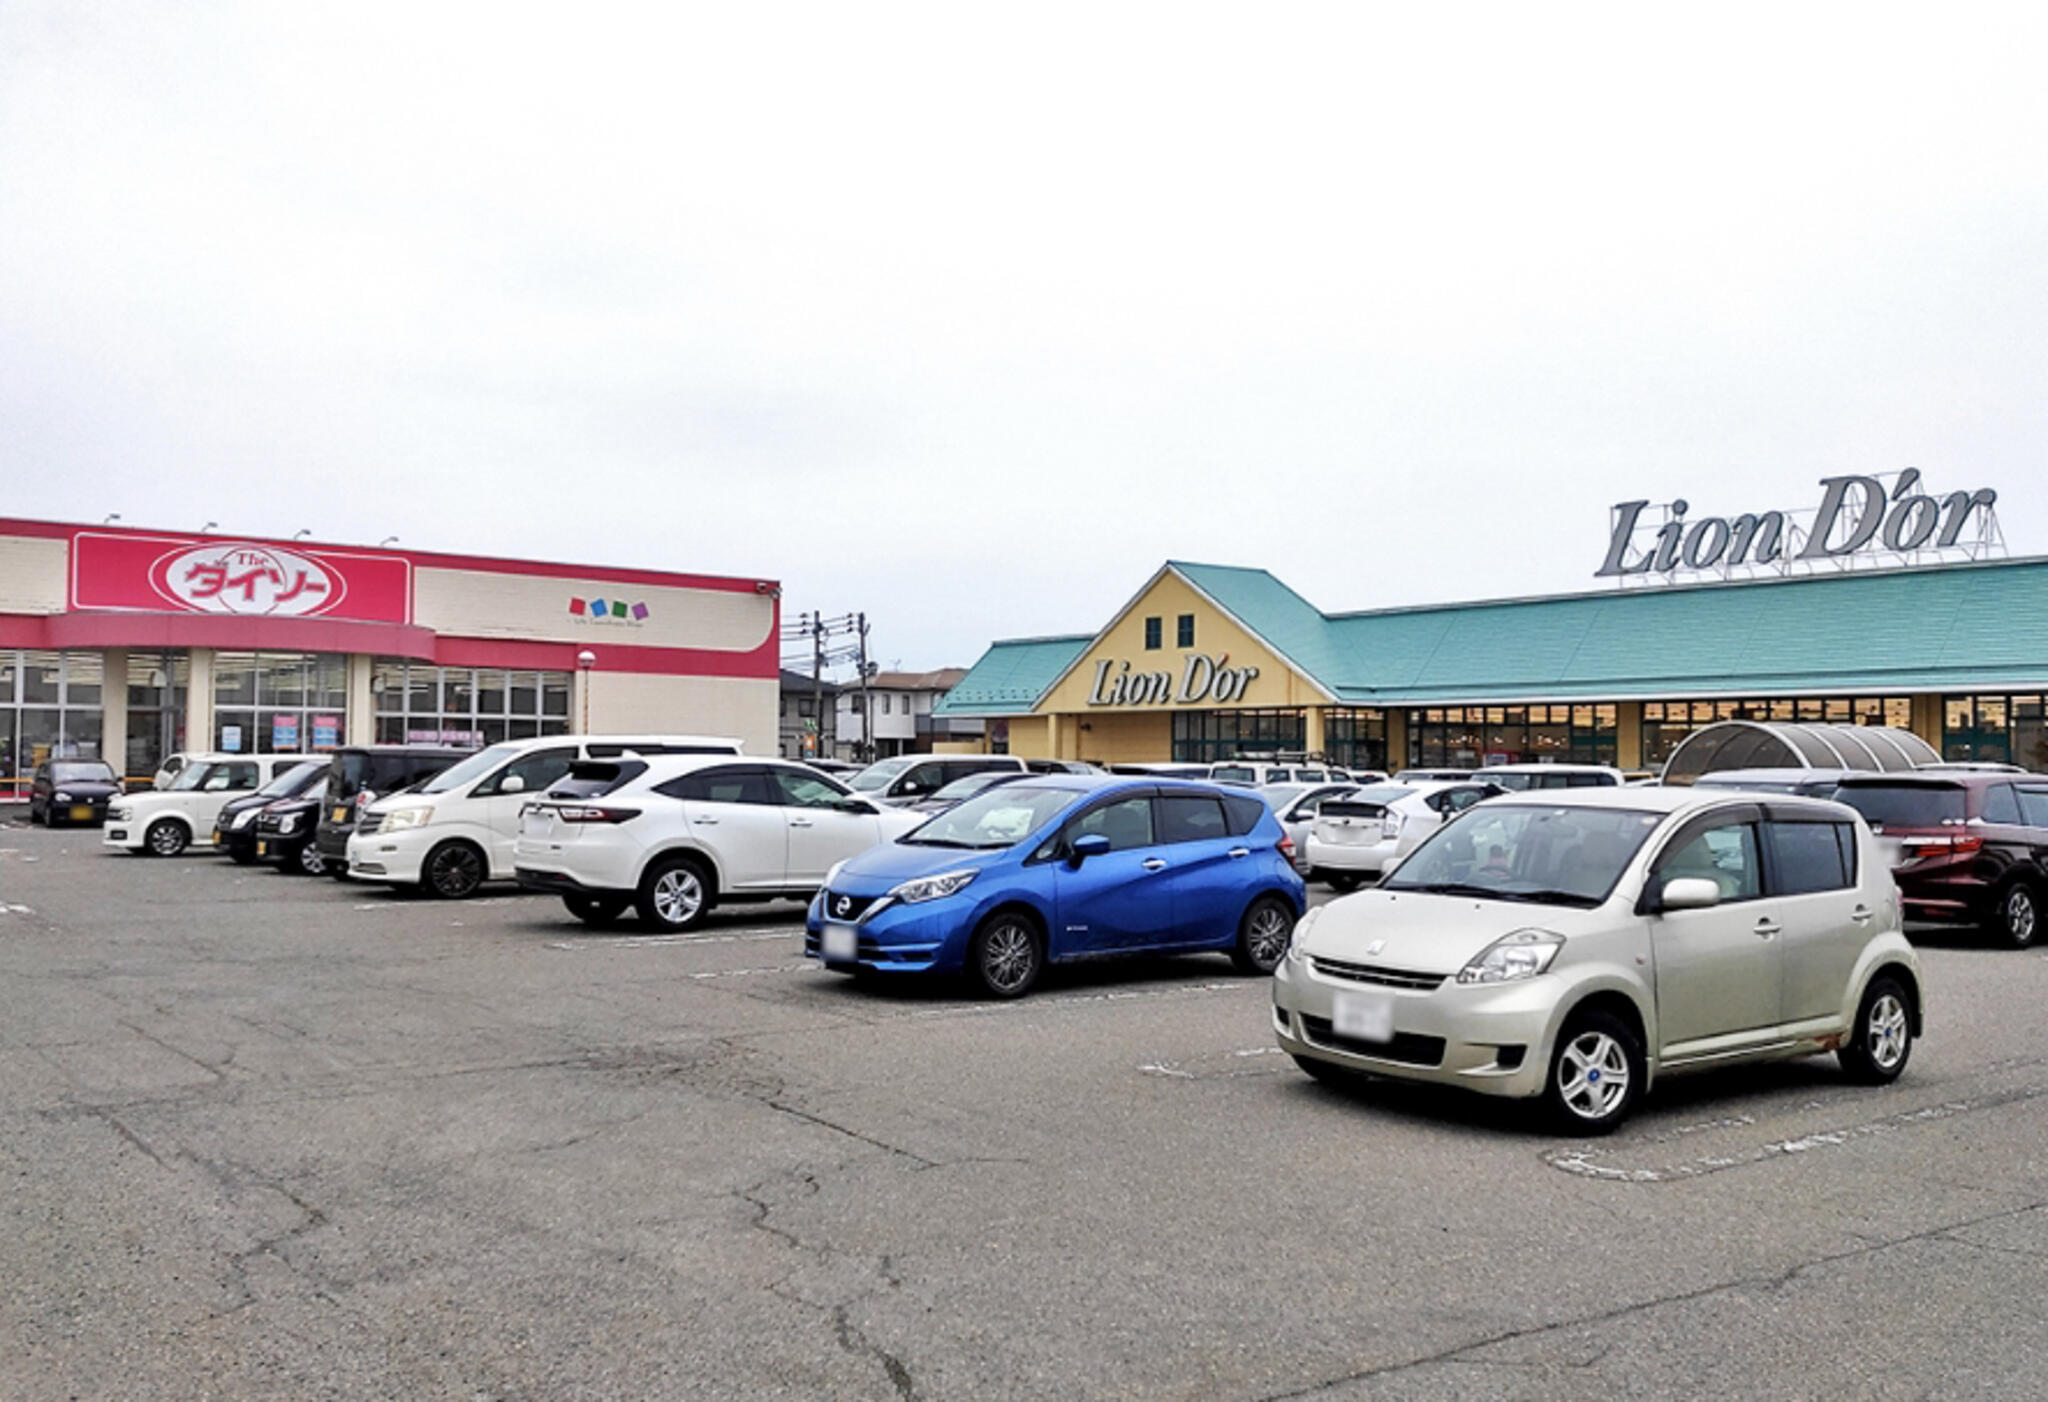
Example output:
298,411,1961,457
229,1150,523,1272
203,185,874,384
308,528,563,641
499,774,526,794
1658,877,1722,912
837,797,877,815
1069,833,1111,867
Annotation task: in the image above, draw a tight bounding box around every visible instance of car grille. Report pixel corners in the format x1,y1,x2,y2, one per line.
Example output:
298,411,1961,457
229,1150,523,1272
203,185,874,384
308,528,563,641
1300,1015,1446,1067
355,812,384,838
1310,956,1446,992
821,891,879,922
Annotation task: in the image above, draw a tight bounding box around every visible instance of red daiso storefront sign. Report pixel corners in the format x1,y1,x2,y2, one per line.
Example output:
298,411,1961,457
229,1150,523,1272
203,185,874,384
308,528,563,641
70,532,413,624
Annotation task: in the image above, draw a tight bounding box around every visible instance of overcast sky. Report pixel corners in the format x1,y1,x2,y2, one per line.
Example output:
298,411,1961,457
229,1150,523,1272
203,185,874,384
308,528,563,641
4,3,2045,675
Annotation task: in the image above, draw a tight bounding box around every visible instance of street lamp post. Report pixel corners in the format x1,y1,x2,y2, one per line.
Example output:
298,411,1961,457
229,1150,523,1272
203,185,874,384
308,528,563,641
577,650,596,733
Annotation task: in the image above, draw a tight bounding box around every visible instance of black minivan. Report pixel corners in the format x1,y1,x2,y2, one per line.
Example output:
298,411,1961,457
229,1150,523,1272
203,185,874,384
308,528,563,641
313,745,475,877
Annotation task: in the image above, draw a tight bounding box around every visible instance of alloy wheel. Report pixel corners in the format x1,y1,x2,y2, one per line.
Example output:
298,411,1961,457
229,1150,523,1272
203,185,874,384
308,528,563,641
652,868,704,926
1246,903,1291,966
1865,992,1910,1072
2006,887,2037,946
297,842,325,876
981,920,1037,995
1557,1031,1631,1122
146,822,187,857
429,845,484,899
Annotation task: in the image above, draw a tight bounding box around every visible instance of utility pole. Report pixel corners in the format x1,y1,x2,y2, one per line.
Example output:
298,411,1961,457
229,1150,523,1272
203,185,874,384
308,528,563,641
857,611,872,762
810,612,825,758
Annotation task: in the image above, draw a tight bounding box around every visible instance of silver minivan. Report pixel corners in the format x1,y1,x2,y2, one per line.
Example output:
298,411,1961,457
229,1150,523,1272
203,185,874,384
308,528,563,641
1276,787,1922,1132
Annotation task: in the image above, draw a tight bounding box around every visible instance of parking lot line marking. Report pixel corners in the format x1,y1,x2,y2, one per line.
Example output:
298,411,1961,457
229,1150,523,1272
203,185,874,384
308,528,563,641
543,930,800,950
1546,1080,2048,1183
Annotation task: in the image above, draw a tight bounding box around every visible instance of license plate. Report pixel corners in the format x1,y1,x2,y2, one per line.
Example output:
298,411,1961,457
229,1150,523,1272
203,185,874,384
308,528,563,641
332,806,350,824
1332,990,1394,1043
70,806,93,822
822,923,858,961
256,841,268,857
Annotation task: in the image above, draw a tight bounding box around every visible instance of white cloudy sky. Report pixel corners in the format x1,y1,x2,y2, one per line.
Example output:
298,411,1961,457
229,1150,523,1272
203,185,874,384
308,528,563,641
3,3,2045,673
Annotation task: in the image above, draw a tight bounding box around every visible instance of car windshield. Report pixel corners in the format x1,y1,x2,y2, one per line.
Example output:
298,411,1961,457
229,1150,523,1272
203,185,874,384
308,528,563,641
421,743,525,795
1256,783,1313,809
901,786,1080,849
168,762,225,792
1382,803,1664,907
258,761,326,797
1836,782,1967,829
51,762,115,783
850,758,913,792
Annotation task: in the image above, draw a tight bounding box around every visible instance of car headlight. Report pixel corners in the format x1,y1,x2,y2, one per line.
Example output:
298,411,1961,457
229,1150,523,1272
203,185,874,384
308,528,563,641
279,813,301,835
380,807,433,832
1287,906,1322,963
232,808,259,829
1456,929,1564,985
886,868,978,904
53,791,73,803
108,806,128,822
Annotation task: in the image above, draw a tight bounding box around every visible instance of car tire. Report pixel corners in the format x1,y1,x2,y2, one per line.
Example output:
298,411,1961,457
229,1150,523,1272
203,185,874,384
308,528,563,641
1542,1009,1643,1135
564,893,630,928
295,842,326,877
637,855,713,932
1326,873,1363,893
1992,880,2041,949
967,911,1044,999
1230,894,1296,975
423,841,487,900
1839,975,1914,1084
145,819,189,858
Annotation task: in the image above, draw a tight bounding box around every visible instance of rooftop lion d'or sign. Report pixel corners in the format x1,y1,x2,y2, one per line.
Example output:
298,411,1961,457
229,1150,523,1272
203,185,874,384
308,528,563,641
1088,653,1260,707
1597,471,2000,579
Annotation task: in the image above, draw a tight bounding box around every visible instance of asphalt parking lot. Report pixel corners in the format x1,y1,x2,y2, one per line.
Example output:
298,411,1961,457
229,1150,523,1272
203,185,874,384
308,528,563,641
7,817,2048,1400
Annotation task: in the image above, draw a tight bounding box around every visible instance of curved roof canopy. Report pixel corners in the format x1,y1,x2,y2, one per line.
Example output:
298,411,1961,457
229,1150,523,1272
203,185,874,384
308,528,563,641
1662,721,1938,783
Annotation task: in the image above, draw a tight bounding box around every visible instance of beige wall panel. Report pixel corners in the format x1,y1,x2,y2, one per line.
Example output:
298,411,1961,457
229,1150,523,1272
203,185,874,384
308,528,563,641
1001,716,1052,759
414,567,774,653
1038,571,1325,716
584,673,778,755
0,535,68,613
1073,712,1172,765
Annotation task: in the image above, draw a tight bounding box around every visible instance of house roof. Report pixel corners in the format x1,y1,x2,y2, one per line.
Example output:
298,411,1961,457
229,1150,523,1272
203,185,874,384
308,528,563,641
777,668,839,693
864,667,969,692
935,555,2048,715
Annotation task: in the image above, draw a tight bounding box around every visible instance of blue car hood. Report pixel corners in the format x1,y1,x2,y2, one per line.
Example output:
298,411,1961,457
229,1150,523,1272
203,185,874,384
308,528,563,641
831,840,1010,894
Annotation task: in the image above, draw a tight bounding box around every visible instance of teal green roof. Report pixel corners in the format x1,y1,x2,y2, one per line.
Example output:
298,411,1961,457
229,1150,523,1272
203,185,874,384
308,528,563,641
932,634,1093,716
939,557,2048,714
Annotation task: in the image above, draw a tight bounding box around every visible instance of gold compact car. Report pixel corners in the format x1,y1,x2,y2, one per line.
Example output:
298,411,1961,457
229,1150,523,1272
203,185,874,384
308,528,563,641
1274,788,1922,1133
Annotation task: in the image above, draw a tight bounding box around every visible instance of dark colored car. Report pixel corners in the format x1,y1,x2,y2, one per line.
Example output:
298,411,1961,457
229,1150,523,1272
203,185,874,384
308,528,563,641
906,769,1039,814
253,792,329,875
28,759,122,826
213,759,329,864
312,745,474,877
1835,773,2048,946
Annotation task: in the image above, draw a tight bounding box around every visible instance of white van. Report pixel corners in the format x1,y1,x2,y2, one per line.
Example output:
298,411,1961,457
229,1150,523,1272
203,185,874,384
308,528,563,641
345,735,742,898
1472,762,1627,791
106,754,302,856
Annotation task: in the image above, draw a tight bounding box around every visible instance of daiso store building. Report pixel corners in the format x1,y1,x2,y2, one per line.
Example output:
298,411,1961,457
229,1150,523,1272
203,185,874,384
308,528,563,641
0,518,780,789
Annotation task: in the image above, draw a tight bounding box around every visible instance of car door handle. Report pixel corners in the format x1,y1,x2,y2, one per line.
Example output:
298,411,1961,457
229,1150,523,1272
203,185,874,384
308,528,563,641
1227,847,1250,859
1142,858,1168,872
694,817,718,825
1753,919,1781,939
1851,905,1873,923
790,818,814,828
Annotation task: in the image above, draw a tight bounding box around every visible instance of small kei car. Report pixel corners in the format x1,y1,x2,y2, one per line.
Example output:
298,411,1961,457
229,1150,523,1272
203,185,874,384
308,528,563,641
806,776,1307,998
28,759,123,827
1276,788,1922,1132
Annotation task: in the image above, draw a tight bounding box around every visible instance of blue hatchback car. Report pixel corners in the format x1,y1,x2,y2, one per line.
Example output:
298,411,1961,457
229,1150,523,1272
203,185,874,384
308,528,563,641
804,776,1308,998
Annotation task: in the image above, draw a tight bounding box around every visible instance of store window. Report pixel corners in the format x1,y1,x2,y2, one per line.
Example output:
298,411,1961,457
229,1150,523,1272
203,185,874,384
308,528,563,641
1408,705,1618,768
212,653,347,755
1943,695,2048,768
0,650,109,794
1323,707,1388,771
1170,708,1306,762
373,661,573,745
1640,696,1914,768
126,651,189,781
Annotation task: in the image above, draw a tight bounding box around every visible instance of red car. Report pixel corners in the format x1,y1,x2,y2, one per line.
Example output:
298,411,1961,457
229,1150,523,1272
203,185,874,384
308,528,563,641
1835,773,2048,946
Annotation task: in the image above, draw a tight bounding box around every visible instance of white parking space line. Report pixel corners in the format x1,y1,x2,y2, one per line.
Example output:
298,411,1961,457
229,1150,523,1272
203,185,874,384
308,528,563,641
1546,1079,2048,1182
2,902,34,915
544,929,801,950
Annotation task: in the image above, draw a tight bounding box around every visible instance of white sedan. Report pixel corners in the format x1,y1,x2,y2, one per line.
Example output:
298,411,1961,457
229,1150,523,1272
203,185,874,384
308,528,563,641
1303,780,1504,891
514,754,927,930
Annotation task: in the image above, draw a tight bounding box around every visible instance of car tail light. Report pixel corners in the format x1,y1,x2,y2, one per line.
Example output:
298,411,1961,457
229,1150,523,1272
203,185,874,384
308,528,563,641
1278,835,1296,860
553,805,638,824
1903,833,1983,857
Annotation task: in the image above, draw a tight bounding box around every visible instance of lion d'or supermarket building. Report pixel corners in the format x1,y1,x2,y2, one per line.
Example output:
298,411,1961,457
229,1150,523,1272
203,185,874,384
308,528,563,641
934,477,2048,774
0,518,779,786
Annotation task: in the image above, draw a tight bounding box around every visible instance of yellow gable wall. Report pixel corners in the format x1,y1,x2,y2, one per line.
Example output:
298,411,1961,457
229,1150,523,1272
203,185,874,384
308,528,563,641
1037,570,1326,717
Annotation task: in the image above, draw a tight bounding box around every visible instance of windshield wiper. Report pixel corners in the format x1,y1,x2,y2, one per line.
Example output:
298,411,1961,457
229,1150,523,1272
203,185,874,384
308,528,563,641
1388,881,1502,900
900,836,973,848
1490,887,1601,907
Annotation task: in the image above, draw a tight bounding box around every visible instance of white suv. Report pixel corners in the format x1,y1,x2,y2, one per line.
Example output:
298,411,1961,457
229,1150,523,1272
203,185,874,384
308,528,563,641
515,755,928,930
105,754,300,857
344,735,743,899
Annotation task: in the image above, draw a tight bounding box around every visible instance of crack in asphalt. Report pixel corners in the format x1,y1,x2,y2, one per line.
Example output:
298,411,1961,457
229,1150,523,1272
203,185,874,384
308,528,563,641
1254,1195,2048,1398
